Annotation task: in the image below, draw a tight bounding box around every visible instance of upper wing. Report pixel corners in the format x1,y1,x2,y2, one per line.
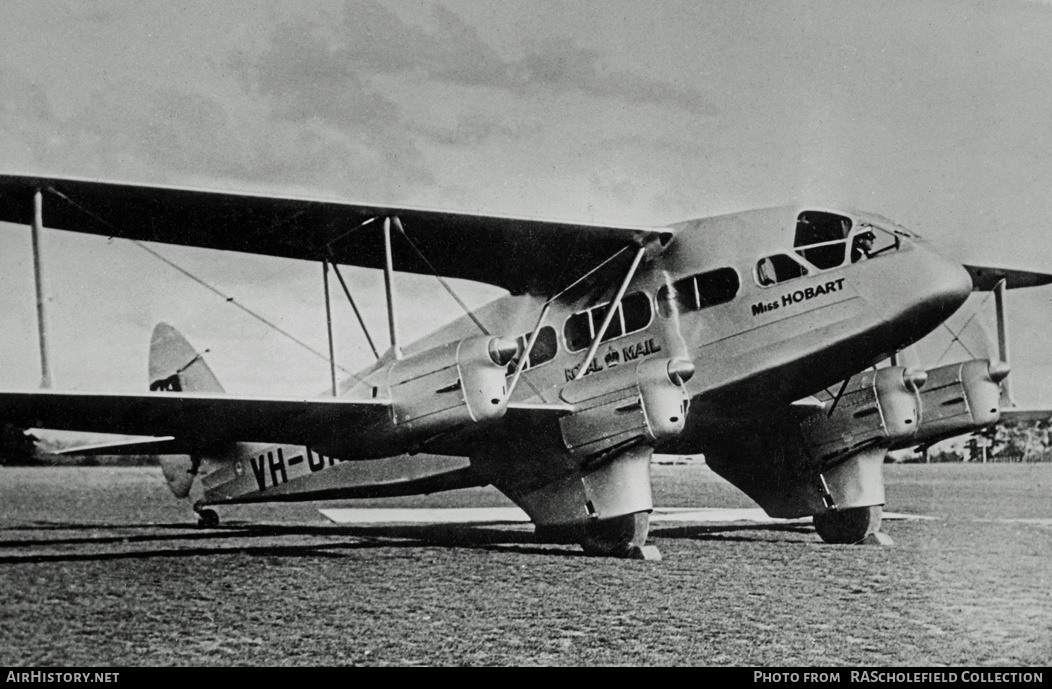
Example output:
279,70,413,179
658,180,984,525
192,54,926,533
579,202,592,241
0,390,391,451
0,173,669,296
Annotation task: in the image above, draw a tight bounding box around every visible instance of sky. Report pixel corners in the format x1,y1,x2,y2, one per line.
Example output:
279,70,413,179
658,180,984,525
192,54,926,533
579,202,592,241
1,0,1051,403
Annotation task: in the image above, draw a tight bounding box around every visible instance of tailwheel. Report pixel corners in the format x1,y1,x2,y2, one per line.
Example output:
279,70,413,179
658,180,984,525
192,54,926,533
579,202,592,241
196,508,220,528
580,511,660,560
812,505,891,545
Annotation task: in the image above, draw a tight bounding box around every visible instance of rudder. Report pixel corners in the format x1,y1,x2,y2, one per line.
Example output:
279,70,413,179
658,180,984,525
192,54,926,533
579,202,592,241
148,323,224,393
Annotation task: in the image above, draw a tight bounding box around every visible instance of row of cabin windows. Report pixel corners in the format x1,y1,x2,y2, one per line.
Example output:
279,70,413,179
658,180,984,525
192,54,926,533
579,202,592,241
507,269,744,371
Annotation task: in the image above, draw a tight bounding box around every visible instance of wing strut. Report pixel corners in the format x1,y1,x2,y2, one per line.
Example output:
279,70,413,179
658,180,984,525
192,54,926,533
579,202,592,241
322,260,338,396
573,244,648,381
508,244,640,397
29,188,52,388
383,217,402,360
993,278,1013,404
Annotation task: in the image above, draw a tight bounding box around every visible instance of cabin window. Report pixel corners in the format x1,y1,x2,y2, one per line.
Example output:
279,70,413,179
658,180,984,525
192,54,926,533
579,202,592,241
593,303,623,340
622,292,652,332
794,210,851,270
507,326,558,373
564,291,653,352
564,311,592,352
657,267,740,317
756,253,809,286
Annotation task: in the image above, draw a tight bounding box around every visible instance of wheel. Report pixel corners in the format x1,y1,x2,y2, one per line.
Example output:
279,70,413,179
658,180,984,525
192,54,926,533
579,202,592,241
813,505,882,544
197,508,220,528
581,511,650,558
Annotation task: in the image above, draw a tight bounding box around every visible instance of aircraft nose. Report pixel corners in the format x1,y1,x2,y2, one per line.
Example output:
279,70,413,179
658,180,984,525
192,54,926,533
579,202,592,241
917,247,973,322
854,242,972,337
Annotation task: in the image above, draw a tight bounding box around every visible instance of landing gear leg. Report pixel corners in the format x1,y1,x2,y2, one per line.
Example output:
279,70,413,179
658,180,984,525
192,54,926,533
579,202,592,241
580,511,661,560
812,505,892,545
194,503,220,528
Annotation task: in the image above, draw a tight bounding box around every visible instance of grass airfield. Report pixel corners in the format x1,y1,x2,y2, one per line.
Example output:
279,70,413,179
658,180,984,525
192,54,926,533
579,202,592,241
1,463,1049,666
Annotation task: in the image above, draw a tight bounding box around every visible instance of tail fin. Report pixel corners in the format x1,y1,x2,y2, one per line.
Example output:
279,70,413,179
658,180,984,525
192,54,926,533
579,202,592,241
149,323,225,500
148,323,224,394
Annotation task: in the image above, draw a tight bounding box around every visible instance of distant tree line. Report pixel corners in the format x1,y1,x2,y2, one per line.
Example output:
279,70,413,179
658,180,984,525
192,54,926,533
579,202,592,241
926,418,1052,463
985,418,1052,462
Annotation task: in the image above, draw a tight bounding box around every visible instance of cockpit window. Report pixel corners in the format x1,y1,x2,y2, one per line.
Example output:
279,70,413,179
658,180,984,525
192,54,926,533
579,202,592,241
794,210,851,270
756,253,809,287
850,223,901,263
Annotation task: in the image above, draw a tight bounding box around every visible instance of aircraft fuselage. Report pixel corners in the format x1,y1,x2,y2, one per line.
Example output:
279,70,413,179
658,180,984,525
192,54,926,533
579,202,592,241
201,204,973,505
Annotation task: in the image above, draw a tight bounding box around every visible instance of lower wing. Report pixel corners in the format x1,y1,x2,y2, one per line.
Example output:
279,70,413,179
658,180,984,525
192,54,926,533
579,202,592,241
0,390,572,457
0,390,391,452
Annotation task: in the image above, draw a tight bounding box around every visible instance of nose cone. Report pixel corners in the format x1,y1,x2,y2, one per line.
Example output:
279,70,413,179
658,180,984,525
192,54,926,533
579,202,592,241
926,252,974,322
854,243,972,341
902,245,973,323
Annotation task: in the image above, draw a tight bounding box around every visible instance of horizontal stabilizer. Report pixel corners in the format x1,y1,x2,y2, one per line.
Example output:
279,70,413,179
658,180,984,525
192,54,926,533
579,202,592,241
56,435,180,456
963,265,1052,291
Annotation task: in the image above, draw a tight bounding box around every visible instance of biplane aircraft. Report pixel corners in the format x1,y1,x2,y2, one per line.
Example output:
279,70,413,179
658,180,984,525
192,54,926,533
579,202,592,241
1,174,1049,558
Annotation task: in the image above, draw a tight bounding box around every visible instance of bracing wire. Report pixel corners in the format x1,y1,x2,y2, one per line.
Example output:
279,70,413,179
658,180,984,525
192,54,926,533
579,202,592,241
44,186,359,379
934,291,993,365
393,218,490,336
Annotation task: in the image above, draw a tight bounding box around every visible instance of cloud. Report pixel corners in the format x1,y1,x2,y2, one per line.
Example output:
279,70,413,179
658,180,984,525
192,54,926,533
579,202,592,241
422,5,709,112
0,67,54,167
230,0,710,154
242,18,402,129
0,66,432,199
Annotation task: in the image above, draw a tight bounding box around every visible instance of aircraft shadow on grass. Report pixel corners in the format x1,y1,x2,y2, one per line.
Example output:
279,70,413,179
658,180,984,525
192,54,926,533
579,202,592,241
649,522,817,543
0,518,816,564
0,521,578,562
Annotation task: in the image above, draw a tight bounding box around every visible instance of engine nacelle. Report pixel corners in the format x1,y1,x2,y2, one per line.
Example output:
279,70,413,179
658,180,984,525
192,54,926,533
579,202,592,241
311,336,517,459
800,366,924,465
558,357,693,459
904,359,1007,449
385,336,514,442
